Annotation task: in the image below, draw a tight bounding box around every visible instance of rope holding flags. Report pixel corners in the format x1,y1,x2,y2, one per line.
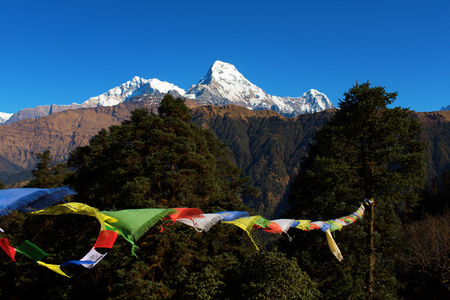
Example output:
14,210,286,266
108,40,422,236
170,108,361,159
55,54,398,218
0,187,374,277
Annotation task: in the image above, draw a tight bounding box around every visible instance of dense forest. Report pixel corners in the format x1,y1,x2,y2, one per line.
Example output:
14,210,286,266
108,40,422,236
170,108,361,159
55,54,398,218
0,86,449,299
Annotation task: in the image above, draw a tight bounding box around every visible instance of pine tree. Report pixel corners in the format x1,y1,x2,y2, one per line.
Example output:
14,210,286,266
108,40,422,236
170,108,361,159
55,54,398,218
25,150,70,188
283,82,428,299
59,94,271,298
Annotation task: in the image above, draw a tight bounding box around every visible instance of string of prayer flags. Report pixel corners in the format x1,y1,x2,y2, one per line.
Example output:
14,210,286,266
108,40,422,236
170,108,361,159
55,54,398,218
0,186,375,277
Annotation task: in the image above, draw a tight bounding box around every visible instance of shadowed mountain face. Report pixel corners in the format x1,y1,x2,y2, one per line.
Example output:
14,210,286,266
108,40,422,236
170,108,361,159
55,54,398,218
0,99,448,217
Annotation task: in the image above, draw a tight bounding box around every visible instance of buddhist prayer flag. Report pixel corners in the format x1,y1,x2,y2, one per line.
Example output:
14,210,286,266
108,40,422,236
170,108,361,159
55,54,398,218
80,248,108,269
177,213,223,232
261,219,296,234
326,230,343,262
294,220,312,230
94,230,118,249
15,240,47,261
33,202,117,229
215,211,249,221
0,187,75,217
37,261,71,278
224,215,265,250
163,208,204,224
102,208,176,242
0,238,16,261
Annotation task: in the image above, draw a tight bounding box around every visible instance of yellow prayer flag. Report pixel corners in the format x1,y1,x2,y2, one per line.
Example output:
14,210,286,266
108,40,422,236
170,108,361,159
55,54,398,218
31,203,117,229
295,220,311,230
224,216,262,250
37,261,71,278
325,230,343,262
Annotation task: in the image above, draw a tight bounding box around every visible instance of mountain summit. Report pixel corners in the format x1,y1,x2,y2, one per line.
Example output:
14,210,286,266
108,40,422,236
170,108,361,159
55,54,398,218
81,76,186,107
185,60,334,116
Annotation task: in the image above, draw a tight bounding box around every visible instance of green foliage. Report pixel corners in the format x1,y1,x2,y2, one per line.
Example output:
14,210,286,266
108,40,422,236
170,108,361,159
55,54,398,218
0,96,265,298
230,251,321,299
0,179,4,189
191,108,334,217
67,102,252,212
158,94,192,122
25,150,71,188
282,82,428,299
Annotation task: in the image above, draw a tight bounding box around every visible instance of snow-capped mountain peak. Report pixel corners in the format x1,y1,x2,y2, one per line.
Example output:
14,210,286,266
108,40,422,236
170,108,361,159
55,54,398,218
186,61,334,116
2,61,335,124
81,76,186,108
200,60,246,85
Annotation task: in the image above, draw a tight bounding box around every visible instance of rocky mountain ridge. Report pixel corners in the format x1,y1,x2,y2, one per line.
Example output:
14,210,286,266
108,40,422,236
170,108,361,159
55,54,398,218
1,61,334,124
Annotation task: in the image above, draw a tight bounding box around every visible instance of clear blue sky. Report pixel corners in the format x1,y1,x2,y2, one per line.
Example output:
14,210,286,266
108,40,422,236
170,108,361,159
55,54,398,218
1,0,449,114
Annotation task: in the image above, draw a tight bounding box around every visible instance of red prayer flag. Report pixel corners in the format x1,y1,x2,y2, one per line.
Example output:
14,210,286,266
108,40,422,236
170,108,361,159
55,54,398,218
94,230,118,249
262,222,284,234
163,208,204,224
0,238,17,261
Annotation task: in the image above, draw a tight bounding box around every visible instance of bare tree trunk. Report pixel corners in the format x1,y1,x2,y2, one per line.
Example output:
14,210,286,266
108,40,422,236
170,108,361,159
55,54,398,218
367,200,375,299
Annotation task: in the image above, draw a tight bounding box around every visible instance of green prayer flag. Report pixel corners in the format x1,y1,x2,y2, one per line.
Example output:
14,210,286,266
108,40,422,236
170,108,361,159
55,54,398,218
101,208,176,242
254,217,270,228
16,240,48,261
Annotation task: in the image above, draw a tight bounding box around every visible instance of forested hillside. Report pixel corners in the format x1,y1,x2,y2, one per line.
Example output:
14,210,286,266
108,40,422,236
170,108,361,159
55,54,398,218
1,100,450,217
0,94,449,299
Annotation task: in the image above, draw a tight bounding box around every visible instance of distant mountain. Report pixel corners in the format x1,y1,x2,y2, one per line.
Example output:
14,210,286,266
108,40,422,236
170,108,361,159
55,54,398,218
185,61,334,117
1,61,334,124
3,76,185,124
441,105,450,111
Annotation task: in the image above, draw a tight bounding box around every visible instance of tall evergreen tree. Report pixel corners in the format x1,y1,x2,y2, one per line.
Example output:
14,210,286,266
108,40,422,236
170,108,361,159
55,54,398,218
25,150,70,188
282,82,427,299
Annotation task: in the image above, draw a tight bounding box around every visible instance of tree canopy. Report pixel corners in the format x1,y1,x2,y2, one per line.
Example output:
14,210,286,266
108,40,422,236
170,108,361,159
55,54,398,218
282,82,428,299
25,150,70,188
0,94,320,299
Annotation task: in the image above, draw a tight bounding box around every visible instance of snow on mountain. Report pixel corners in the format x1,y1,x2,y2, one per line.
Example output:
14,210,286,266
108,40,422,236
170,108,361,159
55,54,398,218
3,77,186,124
185,60,334,116
3,61,334,124
0,112,13,124
81,76,186,108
